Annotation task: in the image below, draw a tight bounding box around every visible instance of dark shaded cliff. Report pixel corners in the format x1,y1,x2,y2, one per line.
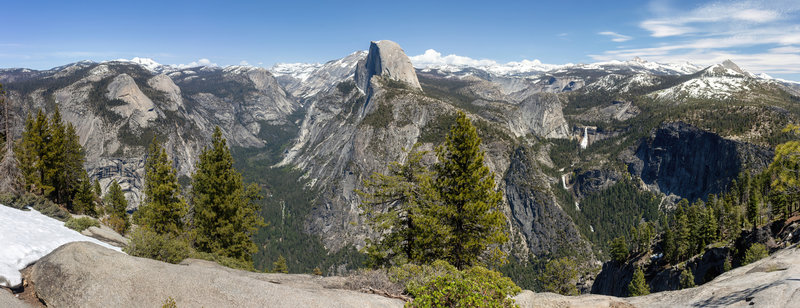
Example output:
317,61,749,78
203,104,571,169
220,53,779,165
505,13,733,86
627,122,774,202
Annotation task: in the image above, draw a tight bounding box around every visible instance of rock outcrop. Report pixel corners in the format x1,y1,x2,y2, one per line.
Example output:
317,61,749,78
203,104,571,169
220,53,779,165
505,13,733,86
106,73,158,127
516,244,800,307
29,242,403,308
626,122,773,202
355,40,422,93
508,93,570,138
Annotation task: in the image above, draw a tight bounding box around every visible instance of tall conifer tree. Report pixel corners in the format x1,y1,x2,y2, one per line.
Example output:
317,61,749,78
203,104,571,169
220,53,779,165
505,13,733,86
136,137,187,235
434,111,506,269
191,126,263,261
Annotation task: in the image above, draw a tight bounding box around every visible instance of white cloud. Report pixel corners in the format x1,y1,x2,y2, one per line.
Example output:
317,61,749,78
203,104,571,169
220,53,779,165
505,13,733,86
239,60,249,66
175,58,218,68
592,1,800,77
599,31,633,42
409,49,498,68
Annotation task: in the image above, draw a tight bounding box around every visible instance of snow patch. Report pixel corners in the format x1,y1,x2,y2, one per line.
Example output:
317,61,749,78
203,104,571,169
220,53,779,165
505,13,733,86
0,204,122,288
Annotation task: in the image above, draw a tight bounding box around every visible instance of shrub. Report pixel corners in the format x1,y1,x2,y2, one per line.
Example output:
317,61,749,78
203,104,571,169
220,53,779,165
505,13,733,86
124,228,192,264
161,297,177,308
679,268,695,289
344,268,404,295
404,262,520,308
742,243,768,266
64,217,100,232
102,215,129,235
313,267,323,276
0,192,70,221
539,257,579,295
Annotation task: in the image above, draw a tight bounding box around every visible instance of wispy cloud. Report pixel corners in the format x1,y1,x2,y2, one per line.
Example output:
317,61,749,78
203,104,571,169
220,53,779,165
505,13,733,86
599,31,632,42
592,0,800,76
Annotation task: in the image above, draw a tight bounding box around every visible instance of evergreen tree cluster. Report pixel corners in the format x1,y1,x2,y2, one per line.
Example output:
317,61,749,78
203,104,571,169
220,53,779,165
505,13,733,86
359,111,507,270
17,107,91,211
131,127,264,265
655,125,800,266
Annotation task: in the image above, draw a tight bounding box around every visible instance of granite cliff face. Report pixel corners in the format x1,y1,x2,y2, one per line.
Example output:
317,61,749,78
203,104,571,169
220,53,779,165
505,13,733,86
355,40,422,94
504,146,592,257
626,122,774,202
1,62,300,208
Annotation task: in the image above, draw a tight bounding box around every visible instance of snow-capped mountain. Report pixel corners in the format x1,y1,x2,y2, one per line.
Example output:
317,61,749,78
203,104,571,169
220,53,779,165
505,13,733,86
270,50,368,98
415,56,702,79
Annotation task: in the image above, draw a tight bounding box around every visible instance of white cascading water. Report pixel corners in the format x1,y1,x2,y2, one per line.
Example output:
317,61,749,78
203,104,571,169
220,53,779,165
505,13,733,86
580,127,588,149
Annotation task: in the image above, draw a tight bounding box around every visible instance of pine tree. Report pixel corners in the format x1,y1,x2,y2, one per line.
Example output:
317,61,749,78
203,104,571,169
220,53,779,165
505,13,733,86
747,188,761,229
46,107,67,204
434,111,506,269
610,236,628,263
191,126,263,262
768,125,800,219
679,268,696,289
539,257,579,295
272,255,288,273
358,145,446,267
62,122,85,207
17,110,51,194
627,268,650,296
72,174,96,216
136,137,187,235
104,179,129,234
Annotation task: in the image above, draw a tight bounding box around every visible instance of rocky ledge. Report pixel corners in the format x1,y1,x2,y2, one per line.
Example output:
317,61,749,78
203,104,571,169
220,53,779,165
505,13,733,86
25,242,403,308
514,244,800,307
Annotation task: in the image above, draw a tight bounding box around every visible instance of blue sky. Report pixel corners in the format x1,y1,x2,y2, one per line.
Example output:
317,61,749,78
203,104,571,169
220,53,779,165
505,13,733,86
3,0,800,79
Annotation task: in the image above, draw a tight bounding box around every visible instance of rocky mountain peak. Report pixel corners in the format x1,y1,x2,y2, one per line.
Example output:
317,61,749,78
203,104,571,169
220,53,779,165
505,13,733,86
355,40,422,93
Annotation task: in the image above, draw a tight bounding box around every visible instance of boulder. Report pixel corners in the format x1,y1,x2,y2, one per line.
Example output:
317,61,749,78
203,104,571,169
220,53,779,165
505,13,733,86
29,242,403,308
80,225,129,248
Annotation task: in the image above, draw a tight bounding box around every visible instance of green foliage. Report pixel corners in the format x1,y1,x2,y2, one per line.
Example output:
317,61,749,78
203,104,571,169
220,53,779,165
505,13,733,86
161,297,177,308
272,255,289,273
192,127,264,262
361,102,394,128
402,261,520,308
742,243,768,265
124,228,192,264
767,124,800,220
539,257,579,295
104,179,129,234
71,174,96,217
434,111,507,269
610,236,629,263
680,268,696,289
64,216,100,232
15,107,87,209
0,192,70,221
627,268,650,297
233,146,366,275
358,145,446,267
135,137,187,235
559,179,661,258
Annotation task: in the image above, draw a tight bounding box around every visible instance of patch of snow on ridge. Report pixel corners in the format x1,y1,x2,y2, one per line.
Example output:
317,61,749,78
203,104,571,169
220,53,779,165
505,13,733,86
0,204,122,288
270,62,323,81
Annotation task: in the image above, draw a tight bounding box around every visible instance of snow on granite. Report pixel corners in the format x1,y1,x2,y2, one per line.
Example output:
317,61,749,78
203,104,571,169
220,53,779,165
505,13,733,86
0,204,122,288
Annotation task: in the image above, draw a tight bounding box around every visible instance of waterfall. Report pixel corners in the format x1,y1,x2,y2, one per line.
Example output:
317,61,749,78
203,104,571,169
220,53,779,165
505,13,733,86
580,127,588,149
